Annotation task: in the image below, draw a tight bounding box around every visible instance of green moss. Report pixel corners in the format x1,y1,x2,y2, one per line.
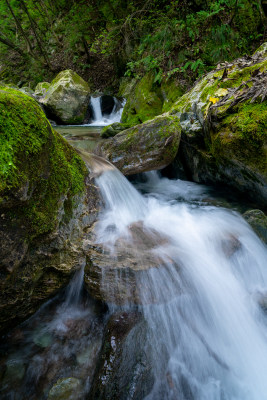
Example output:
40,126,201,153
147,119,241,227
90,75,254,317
121,73,163,125
223,102,267,143
161,78,185,112
0,86,87,238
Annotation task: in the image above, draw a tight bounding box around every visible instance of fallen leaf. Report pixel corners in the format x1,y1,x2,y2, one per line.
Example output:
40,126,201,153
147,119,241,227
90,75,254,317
209,97,219,104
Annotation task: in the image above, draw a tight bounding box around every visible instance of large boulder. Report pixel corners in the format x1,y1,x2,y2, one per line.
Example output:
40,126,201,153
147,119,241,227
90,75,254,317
0,86,100,333
39,70,90,124
97,115,181,175
169,43,267,207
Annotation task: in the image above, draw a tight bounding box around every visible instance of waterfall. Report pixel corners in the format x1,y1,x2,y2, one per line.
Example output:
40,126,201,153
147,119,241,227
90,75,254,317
88,96,125,126
90,96,102,122
95,168,267,400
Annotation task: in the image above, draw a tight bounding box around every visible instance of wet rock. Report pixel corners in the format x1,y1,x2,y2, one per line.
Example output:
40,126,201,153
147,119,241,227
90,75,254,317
100,95,115,115
3,359,25,383
84,221,177,305
39,70,90,124
101,122,132,138
0,86,100,333
88,311,154,400
221,234,242,258
48,377,83,400
243,209,267,244
97,115,181,176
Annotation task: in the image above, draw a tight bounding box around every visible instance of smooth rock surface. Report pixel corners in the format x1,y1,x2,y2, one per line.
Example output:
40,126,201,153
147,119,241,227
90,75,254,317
97,115,181,175
39,70,90,124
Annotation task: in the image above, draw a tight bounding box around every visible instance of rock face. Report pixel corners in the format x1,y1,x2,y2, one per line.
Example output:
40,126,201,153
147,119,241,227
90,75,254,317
97,115,181,175
120,73,163,126
0,86,100,333
169,43,267,207
88,311,154,400
119,74,185,126
39,70,90,124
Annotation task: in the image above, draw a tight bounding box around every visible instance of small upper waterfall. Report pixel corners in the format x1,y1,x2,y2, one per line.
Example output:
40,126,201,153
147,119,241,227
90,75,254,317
95,168,267,400
88,96,125,126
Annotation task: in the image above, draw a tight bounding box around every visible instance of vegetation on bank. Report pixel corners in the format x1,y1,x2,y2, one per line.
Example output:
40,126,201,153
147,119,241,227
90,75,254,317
0,0,265,90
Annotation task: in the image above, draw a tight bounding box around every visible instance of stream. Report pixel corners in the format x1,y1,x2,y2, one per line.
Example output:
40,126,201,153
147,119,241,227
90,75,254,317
1,163,267,399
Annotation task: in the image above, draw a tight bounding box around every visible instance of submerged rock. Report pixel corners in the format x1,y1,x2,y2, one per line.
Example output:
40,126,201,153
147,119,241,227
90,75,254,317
243,209,267,244
169,42,267,207
48,377,83,400
97,115,181,175
84,221,177,305
39,70,90,124
0,86,100,333
88,311,154,400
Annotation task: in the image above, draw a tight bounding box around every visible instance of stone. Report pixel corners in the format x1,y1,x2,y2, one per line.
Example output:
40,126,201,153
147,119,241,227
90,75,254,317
84,221,178,305
48,377,83,400
39,70,90,124
0,85,100,334
243,209,267,244
96,115,181,176
34,81,50,97
88,311,154,400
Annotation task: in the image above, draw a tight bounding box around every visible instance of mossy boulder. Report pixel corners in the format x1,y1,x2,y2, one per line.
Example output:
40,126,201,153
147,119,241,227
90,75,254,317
170,43,267,206
97,115,181,175
121,73,163,126
34,81,50,97
39,70,90,124
0,86,100,333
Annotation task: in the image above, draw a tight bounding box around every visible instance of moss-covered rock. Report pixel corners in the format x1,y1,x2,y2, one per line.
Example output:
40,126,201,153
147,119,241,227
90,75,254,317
48,377,83,400
0,87,100,333
161,77,186,113
121,73,163,126
243,209,267,244
39,70,90,124
170,43,267,206
101,122,132,138
34,81,50,97
97,115,181,175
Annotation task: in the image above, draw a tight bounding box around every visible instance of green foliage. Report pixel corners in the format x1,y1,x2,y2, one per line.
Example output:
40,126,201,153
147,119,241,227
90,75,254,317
0,0,264,88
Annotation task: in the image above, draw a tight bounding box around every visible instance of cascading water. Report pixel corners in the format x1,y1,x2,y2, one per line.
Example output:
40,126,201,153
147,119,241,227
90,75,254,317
95,169,267,400
88,96,125,126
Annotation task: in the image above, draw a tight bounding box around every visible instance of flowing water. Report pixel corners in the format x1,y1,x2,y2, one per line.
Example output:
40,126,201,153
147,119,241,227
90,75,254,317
1,165,267,400
88,96,125,126
95,169,267,400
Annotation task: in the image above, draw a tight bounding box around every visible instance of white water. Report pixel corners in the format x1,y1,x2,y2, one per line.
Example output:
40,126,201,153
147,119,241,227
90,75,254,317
88,96,125,126
95,169,267,400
